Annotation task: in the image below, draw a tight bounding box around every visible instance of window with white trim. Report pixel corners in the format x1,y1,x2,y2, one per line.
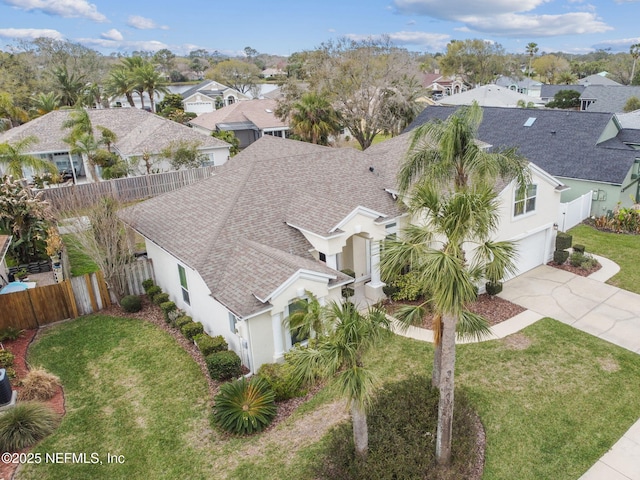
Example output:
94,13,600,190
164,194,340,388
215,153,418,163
228,312,238,333
514,184,537,217
178,264,190,305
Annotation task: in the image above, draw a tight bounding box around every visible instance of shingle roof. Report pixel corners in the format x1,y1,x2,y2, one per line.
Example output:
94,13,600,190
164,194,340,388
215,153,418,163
0,109,229,156
617,110,640,129
126,136,401,318
578,74,621,86
436,84,542,107
406,105,638,185
582,86,640,113
540,84,585,100
189,99,287,132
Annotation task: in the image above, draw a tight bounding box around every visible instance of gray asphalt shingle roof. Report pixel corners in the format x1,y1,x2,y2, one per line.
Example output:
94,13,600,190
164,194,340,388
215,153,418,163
407,105,639,185
540,85,585,100
582,86,640,113
127,136,402,318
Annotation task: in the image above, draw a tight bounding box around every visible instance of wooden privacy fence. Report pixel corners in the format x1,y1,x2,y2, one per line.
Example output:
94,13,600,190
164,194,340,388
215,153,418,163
40,165,218,210
123,258,155,296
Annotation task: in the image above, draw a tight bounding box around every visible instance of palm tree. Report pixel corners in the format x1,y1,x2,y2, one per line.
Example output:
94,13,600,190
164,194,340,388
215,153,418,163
0,92,29,130
289,92,341,145
397,102,529,194
630,43,640,86
287,300,390,458
67,132,100,182
286,290,329,340
526,42,539,78
134,63,169,112
51,66,86,107
380,183,518,465
0,136,57,179
30,92,60,117
106,67,136,107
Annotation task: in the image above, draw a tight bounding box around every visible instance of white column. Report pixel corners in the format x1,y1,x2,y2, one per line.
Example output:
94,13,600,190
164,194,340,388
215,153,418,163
326,254,338,270
369,240,383,286
271,312,284,362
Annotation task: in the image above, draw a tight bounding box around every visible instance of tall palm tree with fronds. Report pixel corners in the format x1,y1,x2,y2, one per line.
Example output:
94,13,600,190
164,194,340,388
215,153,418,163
526,42,539,78
30,92,60,117
380,183,518,465
106,67,136,107
0,92,29,130
51,66,86,107
0,136,57,179
630,43,640,86
287,300,390,458
134,63,169,112
289,92,341,145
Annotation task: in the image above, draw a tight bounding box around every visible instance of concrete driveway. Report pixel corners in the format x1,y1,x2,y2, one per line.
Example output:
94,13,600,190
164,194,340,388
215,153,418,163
499,265,640,354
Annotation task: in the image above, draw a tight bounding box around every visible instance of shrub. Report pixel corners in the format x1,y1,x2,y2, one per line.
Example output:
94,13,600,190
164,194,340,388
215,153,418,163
342,286,354,298
0,350,15,368
146,285,161,299
382,283,400,299
159,301,177,323
0,327,24,342
153,292,170,306
555,232,573,251
181,321,204,340
213,376,276,435
206,350,242,381
194,334,228,357
120,295,142,313
315,375,479,479
392,270,423,301
553,250,570,265
18,368,60,401
174,315,193,329
0,402,60,451
569,251,586,267
141,278,155,292
573,244,585,254
256,362,304,402
485,281,503,296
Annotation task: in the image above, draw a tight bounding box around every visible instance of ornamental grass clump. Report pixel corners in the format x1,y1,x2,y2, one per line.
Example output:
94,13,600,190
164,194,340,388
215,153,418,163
0,402,60,451
18,367,60,401
213,376,276,435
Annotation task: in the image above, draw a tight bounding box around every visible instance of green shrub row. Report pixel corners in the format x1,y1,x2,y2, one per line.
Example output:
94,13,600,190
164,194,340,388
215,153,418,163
206,350,242,381
194,334,228,357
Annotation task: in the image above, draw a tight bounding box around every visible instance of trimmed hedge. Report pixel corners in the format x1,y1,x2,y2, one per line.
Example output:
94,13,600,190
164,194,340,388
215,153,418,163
142,278,155,292
194,334,228,357
120,295,142,313
555,232,573,251
174,315,193,329
146,285,161,298
485,281,503,296
553,250,570,265
153,292,170,306
181,321,204,340
159,301,177,323
206,350,242,381
573,244,585,254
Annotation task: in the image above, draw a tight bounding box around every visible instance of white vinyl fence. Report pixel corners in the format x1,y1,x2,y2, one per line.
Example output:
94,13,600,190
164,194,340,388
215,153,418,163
558,191,592,232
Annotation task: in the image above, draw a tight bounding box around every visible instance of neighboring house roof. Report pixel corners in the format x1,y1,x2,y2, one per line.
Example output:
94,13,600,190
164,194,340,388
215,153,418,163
126,136,401,318
495,76,543,89
578,73,621,86
181,80,249,102
407,105,639,186
436,84,543,108
540,84,585,100
189,99,287,133
616,110,640,129
0,109,229,157
582,86,640,113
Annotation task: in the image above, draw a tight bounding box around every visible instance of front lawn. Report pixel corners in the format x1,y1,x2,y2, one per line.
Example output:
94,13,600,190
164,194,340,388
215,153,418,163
22,316,640,479
568,224,640,293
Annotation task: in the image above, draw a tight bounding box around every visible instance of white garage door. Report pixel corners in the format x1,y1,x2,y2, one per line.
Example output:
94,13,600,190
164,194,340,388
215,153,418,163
508,228,550,279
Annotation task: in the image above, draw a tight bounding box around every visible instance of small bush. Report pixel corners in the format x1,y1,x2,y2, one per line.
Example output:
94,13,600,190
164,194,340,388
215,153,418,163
174,315,193,329
153,292,170,306
553,250,570,265
0,351,15,368
181,321,204,340
392,270,423,301
573,244,585,254
0,402,60,451
0,327,24,342
120,295,142,313
342,286,354,298
382,283,400,299
569,251,586,267
18,368,61,401
485,281,503,296
213,377,276,435
256,362,304,402
146,285,161,298
141,278,155,292
195,334,228,357
555,232,573,251
206,350,242,381
159,301,177,323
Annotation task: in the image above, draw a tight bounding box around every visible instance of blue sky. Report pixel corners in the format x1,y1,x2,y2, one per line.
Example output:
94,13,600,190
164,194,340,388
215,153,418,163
0,0,639,57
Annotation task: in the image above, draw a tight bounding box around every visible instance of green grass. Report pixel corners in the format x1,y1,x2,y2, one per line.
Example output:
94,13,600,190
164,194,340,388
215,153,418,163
568,223,640,293
62,234,99,276
22,316,640,479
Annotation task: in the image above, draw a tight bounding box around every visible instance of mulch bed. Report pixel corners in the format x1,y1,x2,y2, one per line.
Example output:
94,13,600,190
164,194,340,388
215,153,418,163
547,260,602,277
386,293,526,330
0,329,66,480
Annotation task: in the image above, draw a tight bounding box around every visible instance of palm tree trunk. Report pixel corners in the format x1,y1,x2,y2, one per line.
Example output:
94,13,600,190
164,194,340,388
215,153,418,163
352,403,368,458
432,314,443,387
126,93,135,108
148,89,155,113
436,312,457,466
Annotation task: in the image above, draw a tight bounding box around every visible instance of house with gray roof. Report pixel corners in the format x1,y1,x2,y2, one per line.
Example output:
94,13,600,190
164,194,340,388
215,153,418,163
578,73,621,87
181,80,251,115
436,84,544,108
0,108,231,182
540,85,585,103
124,130,566,372
189,98,289,148
408,105,640,215
580,85,640,113
495,76,543,97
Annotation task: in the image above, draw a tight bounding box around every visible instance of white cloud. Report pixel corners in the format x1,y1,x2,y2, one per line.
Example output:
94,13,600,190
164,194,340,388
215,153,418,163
126,15,168,30
0,27,64,40
77,36,169,52
100,29,123,41
2,0,107,22
392,0,611,37
592,37,640,51
613,0,639,3
344,31,450,50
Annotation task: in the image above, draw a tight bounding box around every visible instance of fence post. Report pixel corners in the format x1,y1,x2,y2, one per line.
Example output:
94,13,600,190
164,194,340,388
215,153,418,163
64,279,79,318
